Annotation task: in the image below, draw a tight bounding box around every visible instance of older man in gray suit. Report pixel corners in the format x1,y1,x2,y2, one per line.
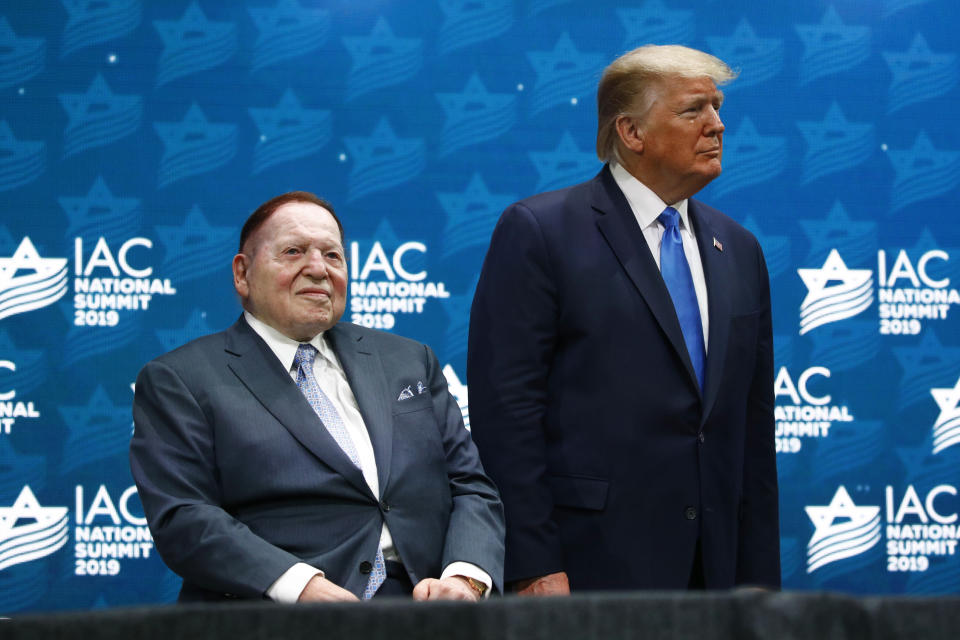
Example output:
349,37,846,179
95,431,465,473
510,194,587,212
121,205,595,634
130,191,504,603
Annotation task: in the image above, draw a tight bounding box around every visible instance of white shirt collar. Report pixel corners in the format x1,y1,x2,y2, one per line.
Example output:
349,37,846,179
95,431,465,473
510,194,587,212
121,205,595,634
243,311,335,372
609,162,691,232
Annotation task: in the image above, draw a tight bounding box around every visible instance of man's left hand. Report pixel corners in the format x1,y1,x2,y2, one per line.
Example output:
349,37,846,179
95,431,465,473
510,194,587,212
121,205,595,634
412,576,481,601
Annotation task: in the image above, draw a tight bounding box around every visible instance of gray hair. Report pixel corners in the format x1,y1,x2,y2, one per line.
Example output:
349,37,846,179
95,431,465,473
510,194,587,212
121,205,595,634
596,45,737,163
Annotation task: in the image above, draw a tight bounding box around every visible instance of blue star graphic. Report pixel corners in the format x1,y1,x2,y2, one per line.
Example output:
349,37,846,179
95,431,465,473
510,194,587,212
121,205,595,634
887,131,960,212
153,103,237,187
154,205,235,282
58,73,141,158
249,89,331,140
711,117,787,198
344,118,423,167
250,0,327,40
705,19,784,90
616,0,694,49
249,90,331,174
154,102,235,150
436,74,516,156
796,102,874,184
527,31,604,88
528,131,598,192
342,18,422,101
893,331,960,410
741,214,790,279
60,0,141,58
155,309,214,353
799,201,877,264
895,442,957,485
153,2,237,86
0,439,46,499
0,121,44,192
249,0,329,71
154,2,233,48
0,17,45,90
436,74,515,122
57,176,141,239
884,33,957,87
884,34,958,113
437,0,513,54
437,173,515,258
343,118,425,201
59,386,130,470
795,6,871,84
58,74,140,128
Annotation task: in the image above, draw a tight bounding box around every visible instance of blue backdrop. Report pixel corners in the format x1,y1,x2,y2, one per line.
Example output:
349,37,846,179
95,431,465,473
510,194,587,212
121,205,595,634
1,0,959,612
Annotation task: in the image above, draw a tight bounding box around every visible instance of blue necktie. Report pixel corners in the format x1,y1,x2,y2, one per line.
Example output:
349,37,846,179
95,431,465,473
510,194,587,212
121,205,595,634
294,343,386,599
658,207,706,390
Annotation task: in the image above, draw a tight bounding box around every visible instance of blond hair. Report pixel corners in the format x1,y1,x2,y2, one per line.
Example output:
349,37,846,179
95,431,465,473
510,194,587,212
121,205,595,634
596,45,737,162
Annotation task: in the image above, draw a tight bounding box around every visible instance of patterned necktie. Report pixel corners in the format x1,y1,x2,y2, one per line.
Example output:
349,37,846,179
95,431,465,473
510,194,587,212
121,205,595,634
658,207,706,390
293,343,386,599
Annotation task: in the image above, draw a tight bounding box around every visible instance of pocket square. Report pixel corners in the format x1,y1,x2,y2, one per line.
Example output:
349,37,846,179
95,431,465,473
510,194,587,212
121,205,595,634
398,381,427,400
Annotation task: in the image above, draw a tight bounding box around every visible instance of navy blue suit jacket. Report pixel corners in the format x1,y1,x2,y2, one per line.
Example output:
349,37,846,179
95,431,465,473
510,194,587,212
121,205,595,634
468,167,779,590
131,316,504,601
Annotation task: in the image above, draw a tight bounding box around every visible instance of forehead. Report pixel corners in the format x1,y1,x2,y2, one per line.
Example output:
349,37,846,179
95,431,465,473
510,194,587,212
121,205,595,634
656,74,722,101
257,201,341,245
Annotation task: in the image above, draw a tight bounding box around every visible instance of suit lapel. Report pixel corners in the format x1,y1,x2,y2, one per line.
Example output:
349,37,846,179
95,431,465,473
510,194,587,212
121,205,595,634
689,200,732,424
592,168,701,393
223,317,372,497
326,324,394,494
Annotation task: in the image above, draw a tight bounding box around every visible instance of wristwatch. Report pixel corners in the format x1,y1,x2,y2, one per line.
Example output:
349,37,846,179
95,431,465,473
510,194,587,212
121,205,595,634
464,576,488,598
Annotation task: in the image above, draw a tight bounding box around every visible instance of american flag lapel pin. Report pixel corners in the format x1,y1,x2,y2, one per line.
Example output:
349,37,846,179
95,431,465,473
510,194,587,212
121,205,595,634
713,237,723,252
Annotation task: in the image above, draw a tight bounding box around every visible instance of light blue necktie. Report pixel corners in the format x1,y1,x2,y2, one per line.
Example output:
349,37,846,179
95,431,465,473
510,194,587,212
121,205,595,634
294,343,386,599
658,207,706,390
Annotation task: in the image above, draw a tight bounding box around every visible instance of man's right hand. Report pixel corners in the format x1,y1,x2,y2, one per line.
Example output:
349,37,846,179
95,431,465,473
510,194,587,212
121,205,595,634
297,575,361,602
513,571,571,596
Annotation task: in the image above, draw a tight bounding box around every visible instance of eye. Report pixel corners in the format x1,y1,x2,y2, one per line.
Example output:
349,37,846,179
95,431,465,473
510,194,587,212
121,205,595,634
283,247,302,256
326,251,344,263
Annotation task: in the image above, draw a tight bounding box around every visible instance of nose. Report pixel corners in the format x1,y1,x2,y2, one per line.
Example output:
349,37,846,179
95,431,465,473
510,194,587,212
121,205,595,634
704,106,724,135
303,248,328,279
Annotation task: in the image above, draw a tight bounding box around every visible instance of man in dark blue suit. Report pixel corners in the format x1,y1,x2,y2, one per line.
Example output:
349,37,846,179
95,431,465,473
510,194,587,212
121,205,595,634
131,191,503,602
468,45,779,594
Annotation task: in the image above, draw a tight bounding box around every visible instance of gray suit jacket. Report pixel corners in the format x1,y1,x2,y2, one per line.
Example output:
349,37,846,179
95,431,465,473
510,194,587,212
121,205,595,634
130,316,504,601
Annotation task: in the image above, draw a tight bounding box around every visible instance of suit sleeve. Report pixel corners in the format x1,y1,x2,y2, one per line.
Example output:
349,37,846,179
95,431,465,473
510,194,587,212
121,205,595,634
424,344,506,593
130,359,302,598
735,237,781,587
467,202,564,583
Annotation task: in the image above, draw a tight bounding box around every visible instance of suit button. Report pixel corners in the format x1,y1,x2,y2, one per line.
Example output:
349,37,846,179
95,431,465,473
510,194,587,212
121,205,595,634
359,561,372,575
380,500,391,512
684,506,698,520
698,432,705,444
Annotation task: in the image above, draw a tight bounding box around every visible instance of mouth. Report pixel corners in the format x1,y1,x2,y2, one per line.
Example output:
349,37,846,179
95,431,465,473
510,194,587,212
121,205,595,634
297,288,330,299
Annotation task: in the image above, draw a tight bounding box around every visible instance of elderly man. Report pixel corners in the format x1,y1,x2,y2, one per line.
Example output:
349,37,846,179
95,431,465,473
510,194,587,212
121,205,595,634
468,45,779,593
131,191,504,602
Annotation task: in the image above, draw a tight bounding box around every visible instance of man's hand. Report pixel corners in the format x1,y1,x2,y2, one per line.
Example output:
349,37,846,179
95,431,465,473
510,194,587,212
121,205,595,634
412,576,481,601
513,571,570,596
297,575,361,602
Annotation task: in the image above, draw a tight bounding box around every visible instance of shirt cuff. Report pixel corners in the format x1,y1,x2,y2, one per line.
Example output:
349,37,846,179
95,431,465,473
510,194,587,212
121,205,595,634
441,562,492,599
266,562,324,603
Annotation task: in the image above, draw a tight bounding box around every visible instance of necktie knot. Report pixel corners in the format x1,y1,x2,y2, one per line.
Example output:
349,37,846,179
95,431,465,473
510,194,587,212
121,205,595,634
294,343,317,371
658,206,680,231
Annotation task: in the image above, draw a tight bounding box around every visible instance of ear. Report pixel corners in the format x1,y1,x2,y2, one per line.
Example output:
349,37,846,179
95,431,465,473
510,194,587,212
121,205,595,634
232,253,250,298
615,115,644,155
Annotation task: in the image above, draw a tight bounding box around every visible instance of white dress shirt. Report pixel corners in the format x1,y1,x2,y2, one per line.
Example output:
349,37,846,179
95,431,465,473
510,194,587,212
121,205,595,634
244,312,490,601
610,163,710,351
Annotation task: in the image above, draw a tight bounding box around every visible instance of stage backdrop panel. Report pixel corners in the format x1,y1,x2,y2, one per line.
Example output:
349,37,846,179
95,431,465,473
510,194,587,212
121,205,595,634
0,0,958,612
